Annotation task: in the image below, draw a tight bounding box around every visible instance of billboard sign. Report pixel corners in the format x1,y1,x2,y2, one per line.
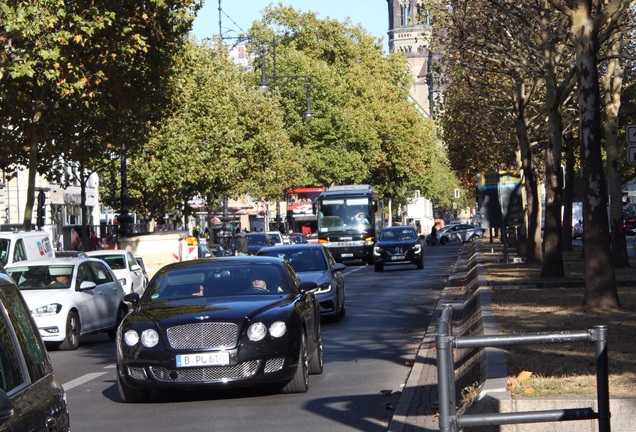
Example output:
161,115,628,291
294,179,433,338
477,171,523,229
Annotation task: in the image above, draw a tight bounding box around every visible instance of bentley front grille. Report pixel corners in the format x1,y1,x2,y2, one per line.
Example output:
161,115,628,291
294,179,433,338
166,322,238,350
149,361,259,382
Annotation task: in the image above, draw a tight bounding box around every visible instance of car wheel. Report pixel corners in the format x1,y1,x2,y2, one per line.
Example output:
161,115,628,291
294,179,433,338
108,305,127,341
308,328,324,375
440,236,448,245
117,369,150,403
59,311,81,350
281,332,309,394
374,262,384,272
339,291,347,317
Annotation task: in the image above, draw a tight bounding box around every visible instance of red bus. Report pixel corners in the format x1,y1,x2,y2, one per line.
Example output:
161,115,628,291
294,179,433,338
286,187,326,234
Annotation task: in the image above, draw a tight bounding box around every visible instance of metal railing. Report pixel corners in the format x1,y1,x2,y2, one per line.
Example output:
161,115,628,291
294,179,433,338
436,305,610,432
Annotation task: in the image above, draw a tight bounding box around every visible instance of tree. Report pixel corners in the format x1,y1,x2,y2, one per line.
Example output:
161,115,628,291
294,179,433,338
247,5,449,205
0,0,202,230
547,0,629,310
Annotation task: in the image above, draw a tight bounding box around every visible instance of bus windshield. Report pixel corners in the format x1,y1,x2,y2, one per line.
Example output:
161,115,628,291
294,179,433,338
318,198,372,232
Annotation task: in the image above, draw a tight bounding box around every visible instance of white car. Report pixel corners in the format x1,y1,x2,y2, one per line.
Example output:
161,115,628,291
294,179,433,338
5,257,126,350
438,224,483,245
85,250,146,294
266,231,285,246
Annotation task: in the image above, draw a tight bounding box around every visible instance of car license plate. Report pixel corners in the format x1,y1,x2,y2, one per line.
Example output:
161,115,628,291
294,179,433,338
391,255,405,260
341,253,354,258
176,352,230,368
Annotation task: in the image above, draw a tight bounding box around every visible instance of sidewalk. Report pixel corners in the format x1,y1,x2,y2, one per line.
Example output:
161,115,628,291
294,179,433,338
388,239,636,432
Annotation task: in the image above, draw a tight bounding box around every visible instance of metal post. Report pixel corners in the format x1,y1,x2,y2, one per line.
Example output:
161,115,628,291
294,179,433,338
119,142,130,237
592,325,610,432
436,305,457,432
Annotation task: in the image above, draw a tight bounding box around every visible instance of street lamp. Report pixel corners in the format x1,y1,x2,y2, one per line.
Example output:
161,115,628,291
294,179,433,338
257,44,314,122
118,142,133,237
256,40,314,229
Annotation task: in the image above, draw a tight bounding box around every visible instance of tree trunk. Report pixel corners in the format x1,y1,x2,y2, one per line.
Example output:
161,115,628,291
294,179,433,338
603,34,629,268
575,4,621,310
514,79,542,263
541,38,564,278
23,130,38,231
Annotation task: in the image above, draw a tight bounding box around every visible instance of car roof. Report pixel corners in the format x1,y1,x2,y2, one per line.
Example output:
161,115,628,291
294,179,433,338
86,250,130,256
381,225,415,232
258,243,322,252
4,257,105,268
157,255,286,271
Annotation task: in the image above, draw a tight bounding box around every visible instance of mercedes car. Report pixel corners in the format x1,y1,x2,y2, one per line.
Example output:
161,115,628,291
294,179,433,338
373,225,424,271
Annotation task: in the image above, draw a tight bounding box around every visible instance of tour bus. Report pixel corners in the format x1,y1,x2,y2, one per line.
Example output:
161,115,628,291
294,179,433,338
314,185,378,264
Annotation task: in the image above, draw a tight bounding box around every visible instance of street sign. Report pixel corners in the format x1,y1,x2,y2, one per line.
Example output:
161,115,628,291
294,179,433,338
628,125,636,145
628,146,636,165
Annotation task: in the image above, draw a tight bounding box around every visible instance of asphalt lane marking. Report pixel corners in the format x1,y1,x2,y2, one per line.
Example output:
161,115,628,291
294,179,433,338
62,364,115,390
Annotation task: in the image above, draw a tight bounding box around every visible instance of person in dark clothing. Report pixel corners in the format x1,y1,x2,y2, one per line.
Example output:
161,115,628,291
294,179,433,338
236,231,249,256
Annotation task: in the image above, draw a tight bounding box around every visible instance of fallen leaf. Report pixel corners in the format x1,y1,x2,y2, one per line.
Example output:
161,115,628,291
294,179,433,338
517,370,533,381
380,389,393,396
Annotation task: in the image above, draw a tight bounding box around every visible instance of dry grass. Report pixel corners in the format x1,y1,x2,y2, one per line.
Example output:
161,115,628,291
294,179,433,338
478,239,636,398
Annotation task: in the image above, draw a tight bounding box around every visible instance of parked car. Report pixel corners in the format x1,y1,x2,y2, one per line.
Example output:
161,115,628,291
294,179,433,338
258,244,346,320
85,249,146,294
0,272,70,430
5,257,126,350
373,225,424,271
622,217,636,235
438,224,483,245
572,220,583,239
225,232,273,255
116,257,323,402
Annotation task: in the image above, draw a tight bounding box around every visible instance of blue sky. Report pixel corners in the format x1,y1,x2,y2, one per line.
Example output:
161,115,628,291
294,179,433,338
191,0,390,51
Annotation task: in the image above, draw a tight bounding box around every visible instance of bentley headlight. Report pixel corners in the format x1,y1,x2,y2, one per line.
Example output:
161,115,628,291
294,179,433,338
141,329,159,347
269,321,286,338
31,304,62,317
314,282,332,294
247,322,267,341
124,330,140,346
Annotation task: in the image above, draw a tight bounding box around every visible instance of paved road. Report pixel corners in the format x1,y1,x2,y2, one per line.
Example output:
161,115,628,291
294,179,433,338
48,244,460,432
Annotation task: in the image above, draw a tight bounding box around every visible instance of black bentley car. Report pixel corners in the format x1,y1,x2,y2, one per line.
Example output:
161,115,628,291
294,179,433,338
116,257,323,402
373,225,424,271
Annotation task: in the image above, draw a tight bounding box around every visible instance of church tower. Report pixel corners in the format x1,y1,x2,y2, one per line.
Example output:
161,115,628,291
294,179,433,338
386,0,434,117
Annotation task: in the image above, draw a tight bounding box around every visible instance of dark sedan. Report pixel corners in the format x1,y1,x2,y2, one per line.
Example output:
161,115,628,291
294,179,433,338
225,232,273,255
257,244,346,321
373,225,424,271
116,257,323,402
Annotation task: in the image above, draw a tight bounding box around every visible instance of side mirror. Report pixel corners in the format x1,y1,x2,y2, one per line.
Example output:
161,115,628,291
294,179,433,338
299,281,318,294
130,264,141,272
79,281,97,291
333,263,346,272
0,389,14,424
123,292,140,309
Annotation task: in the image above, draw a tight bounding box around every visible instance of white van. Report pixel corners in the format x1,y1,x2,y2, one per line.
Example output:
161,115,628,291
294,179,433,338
0,231,56,268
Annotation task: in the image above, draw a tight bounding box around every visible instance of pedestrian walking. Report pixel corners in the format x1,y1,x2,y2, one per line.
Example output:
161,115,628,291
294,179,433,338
236,231,249,256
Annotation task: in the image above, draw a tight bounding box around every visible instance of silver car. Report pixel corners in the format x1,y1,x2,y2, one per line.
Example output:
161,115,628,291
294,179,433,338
86,250,146,294
438,224,482,245
5,257,126,350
